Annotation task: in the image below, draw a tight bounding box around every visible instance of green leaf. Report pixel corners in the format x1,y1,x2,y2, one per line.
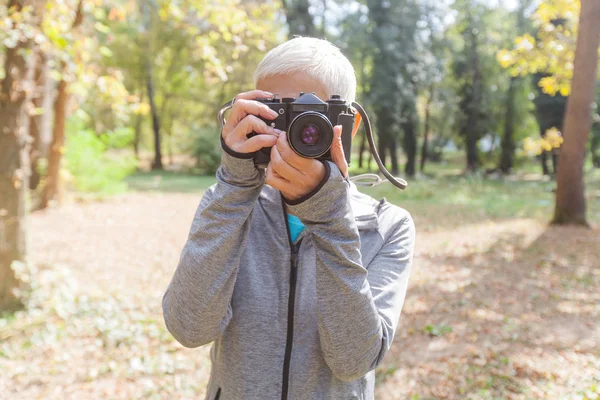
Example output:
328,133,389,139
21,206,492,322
99,46,113,58
94,22,110,34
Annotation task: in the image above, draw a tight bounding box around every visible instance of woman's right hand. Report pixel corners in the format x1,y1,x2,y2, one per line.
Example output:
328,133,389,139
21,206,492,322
222,90,282,154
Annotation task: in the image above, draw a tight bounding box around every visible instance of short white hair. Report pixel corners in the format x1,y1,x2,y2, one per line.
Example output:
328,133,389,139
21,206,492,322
254,37,357,103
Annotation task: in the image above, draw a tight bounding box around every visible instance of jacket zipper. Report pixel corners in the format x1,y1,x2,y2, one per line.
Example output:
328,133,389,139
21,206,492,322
281,198,302,400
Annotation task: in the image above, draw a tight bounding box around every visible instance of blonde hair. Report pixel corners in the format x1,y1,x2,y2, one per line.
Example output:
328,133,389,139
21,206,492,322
254,37,357,103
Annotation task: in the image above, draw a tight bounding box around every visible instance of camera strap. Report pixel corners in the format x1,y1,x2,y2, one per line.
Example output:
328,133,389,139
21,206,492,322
351,102,407,190
218,100,233,129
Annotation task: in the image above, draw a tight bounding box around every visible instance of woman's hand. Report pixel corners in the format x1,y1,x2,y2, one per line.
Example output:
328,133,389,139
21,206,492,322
222,90,283,154
266,126,347,202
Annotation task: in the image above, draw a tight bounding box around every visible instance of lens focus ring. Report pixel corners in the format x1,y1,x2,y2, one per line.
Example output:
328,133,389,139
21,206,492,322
288,112,333,158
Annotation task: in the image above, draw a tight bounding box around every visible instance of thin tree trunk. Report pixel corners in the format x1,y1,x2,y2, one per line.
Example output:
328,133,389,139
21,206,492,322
38,0,83,209
420,85,433,173
133,71,145,160
553,0,600,226
28,51,46,190
377,132,388,169
402,120,416,177
0,1,38,311
358,130,367,169
466,128,479,172
367,146,373,172
39,78,67,209
591,122,600,168
499,76,517,174
147,71,163,170
389,138,399,176
167,118,174,166
133,112,143,159
321,0,327,38
282,0,317,39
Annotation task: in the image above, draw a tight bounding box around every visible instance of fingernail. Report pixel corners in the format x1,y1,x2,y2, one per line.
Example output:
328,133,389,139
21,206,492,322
274,129,285,136
268,109,278,118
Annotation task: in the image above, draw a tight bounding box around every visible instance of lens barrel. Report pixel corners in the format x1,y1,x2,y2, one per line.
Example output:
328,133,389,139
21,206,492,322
287,112,333,158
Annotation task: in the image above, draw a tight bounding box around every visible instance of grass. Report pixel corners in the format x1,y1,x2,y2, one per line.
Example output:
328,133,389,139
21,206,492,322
125,157,600,226
125,170,216,193
4,154,598,399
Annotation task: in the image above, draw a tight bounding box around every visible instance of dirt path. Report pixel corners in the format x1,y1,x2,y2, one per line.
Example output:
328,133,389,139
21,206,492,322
1,192,598,399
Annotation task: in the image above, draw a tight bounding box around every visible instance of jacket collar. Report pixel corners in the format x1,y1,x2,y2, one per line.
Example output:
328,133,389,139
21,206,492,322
259,182,380,231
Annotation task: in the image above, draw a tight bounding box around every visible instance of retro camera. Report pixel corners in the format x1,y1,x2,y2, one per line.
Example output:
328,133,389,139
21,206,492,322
218,93,408,190
246,92,355,167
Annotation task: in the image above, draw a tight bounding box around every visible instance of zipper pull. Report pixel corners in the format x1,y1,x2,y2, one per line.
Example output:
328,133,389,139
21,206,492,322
291,239,302,261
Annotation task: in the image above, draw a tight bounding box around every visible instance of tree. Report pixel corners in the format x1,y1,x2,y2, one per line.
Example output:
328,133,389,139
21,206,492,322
498,0,531,174
532,72,568,175
552,0,600,226
417,3,450,173
366,0,422,176
39,1,85,208
497,1,584,176
0,0,42,311
282,0,317,38
140,0,163,170
452,4,491,172
27,51,48,190
592,89,600,167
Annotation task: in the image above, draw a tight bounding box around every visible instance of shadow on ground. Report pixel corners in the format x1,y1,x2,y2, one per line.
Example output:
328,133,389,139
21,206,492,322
375,223,600,399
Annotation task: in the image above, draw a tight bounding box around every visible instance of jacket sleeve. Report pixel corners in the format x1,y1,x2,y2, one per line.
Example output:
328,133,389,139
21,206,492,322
162,142,264,348
285,161,416,382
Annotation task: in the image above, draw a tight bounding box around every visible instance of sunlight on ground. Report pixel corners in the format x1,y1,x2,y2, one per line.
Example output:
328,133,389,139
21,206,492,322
1,172,599,399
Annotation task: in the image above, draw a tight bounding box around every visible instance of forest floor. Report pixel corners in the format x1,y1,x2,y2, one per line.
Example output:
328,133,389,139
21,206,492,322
1,169,599,399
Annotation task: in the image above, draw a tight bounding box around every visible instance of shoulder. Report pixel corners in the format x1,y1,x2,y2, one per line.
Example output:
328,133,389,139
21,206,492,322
349,185,415,243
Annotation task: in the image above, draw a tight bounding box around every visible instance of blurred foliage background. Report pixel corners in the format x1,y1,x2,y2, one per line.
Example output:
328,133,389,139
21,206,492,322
1,0,599,399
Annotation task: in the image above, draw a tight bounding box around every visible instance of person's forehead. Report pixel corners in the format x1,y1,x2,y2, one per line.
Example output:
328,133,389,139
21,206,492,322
256,72,329,101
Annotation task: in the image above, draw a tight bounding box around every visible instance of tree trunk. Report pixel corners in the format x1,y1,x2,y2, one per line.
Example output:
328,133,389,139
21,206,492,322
147,72,163,170
420,85,433,173
0,1,38,311
133,112,142,159
552,0,600,226
39,78,67,209
540,150,550,175
282,0,317,38
377,132,388,169
38,0,83,209
321,0,327,38
389,138,399,176
591,122,600,168
402,118,416,177
466,128,479,172
358,130,367,169
28,51,46,190
499,76,517,174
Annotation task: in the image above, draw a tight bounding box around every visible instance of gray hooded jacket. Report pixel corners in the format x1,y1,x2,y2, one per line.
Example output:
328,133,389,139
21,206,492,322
162,143,416,400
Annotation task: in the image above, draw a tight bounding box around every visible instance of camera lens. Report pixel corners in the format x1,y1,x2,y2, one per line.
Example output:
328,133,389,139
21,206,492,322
288,112,333,158
300,124,321,145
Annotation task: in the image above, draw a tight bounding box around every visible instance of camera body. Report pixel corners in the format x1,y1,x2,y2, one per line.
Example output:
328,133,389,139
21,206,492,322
248,92,355,167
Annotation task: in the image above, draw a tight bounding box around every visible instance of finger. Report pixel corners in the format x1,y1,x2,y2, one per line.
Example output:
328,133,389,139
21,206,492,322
228,99,279,129
266,162,292,192
242,133,279,153
226,115,279,152
270,144,304,182
330,125,348,178
276,131,314,171
235,90,273,101
232,115,278,141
